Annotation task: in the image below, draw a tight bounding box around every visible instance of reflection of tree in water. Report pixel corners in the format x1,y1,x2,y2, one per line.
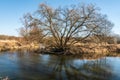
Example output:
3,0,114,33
8,52,113,80
77,59,112,80
47,57,113,80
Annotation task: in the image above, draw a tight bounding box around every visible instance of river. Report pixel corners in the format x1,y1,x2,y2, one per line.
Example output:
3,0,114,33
0,51,120,80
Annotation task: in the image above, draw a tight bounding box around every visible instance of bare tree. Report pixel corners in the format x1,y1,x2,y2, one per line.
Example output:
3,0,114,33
19,14,44,44
20,3,113,52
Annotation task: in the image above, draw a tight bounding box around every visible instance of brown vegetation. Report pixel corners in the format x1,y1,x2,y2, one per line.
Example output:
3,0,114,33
0,37,120,59
0,39,40,52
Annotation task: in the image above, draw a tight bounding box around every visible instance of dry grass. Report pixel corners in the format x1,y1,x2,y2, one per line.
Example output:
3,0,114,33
0,40,39,52
1,40,120,59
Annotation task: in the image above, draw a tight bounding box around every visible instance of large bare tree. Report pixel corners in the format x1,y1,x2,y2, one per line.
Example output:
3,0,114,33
20,3,113,52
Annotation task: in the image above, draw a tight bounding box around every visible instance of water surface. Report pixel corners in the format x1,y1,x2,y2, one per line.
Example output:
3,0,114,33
0,51,120,80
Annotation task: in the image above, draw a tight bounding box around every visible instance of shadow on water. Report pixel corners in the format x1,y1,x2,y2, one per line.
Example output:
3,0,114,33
0,51,120,80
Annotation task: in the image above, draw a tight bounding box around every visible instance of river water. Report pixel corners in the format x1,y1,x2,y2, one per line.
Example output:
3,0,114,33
0,51,120,80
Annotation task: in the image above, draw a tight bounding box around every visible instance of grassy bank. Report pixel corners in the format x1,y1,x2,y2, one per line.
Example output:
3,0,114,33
0,40,120,59
0,40,39,52
33,43,120,59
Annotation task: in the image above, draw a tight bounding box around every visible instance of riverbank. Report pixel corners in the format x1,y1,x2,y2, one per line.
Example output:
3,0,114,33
0,40,39,52
37,43,120,59
0,40,120,59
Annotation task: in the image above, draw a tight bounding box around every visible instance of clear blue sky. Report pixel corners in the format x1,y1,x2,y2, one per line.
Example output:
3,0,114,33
0,0,120,36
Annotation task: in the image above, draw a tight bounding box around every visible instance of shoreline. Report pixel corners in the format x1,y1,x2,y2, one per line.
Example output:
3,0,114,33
0,40,120,59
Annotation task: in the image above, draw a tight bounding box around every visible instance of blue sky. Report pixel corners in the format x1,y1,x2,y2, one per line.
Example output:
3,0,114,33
0,0,120,36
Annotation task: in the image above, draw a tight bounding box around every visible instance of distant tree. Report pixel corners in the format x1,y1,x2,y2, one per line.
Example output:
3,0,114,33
19,14,45,43
19,3,113,52
110,34,120,44
0,35,19,40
